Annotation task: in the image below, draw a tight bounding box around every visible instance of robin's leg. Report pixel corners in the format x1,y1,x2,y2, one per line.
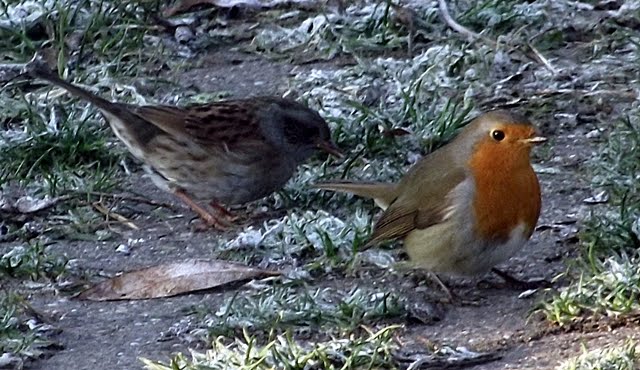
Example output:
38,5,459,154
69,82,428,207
173,189,232,230
402,265,488,306
490,268,552,290
428,272,455,303
407,268,464,304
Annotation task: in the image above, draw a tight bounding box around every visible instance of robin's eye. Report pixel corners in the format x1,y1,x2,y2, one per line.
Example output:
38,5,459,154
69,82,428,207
491,130,505,141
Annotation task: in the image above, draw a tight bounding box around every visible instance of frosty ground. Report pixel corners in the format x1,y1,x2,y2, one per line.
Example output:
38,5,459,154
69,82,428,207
1,1,639,369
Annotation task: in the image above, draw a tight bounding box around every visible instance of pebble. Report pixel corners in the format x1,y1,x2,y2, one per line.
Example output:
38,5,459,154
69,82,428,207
175,26,194,44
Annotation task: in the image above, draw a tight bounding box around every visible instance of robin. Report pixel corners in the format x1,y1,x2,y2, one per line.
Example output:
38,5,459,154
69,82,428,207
315,110,546,287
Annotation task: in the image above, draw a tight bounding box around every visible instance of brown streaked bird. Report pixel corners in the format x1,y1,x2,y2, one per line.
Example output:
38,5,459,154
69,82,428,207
315,111,545,281
26,60,342,229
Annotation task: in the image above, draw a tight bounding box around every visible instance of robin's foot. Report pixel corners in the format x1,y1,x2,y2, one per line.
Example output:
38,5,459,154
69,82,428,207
409,270,481,305
428,272,456,303
490,268,552,290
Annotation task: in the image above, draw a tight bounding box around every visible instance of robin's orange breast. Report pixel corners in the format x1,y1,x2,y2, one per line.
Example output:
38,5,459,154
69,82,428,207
468,142,542,243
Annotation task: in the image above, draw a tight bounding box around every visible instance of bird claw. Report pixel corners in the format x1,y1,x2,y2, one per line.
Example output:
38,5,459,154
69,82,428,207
209,201,243,223
193,213,233,231
174,189,236,231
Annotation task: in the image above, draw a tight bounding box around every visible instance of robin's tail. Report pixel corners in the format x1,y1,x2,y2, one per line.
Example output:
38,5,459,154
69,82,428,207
312,180,397,210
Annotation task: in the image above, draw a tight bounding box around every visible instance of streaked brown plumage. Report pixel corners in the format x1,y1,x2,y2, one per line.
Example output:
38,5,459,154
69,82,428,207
26,60,342,228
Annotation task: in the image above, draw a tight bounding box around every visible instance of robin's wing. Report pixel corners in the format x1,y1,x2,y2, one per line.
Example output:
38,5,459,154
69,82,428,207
367,147,466,245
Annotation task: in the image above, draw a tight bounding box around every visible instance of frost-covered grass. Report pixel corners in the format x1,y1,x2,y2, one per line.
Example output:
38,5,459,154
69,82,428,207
2,0,639,368
223,210,378,271
541,117,640,325
252,2,438,60
142,324,498,370
186,284,406,339
557,341,639,370
1,0,166,73
0,292,57,368
0,243,67,365
142,325,403,370
0,241,68,280
0,0,176,241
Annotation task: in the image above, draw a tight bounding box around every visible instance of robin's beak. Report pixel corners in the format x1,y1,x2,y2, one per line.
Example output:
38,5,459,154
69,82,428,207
316,140,344,158
521,136,547,145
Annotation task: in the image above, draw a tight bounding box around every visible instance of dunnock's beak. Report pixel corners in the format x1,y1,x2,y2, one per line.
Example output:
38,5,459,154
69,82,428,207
316,140,344,158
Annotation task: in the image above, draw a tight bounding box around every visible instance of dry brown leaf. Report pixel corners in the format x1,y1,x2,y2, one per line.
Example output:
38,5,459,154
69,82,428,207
78,259,280,301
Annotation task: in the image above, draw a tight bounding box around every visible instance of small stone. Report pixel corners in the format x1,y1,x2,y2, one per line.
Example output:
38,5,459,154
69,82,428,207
518,289,538,299
0,353,19,368
585,129,601,139
115,244,130,255
464,68,477,79
175,26,194,44
584,190,609,204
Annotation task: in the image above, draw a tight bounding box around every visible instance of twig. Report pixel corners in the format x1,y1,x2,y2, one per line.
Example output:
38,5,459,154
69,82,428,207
92,202,139,230
72,191,178,209
525,42,557,74
437,0,497,48
437,0,557,74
